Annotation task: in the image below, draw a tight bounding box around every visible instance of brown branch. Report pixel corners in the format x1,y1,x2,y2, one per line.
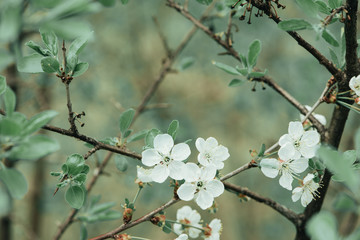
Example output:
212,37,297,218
152,16,172,57
89,198,180,240
220,161,256,181
83,145,100,160
223,182,302,226
323,5,346,26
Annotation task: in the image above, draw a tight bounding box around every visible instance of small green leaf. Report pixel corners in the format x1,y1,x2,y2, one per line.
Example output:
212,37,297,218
239,54,248,68
278,19,312,31
17,54,44,73
329,48,339,67
258,144,266,157
196,0,213,5
179,57,195,71
295,0,319,18
66,54,78,73
115,156,128,172
315,1,331,14
122,129,132,139
41,57,60,73
72,62,89,77
25,41,51,56
145,128,161,148
322,29,339,47
81,165,90,174
248,71,266,78
228,79,245,87
212,61,239,75
328,0,343,9
120,0,129,4
162,220,172,234
248,39,261,67
236,67,248,76
0,75,6,95
0,4,21,42
9,135,59,161
65,185,85,209
4,87,16,116
89,202,116,215
73,173,87,184
306,211,338,240
40,28,58,56
66,154,85,176
67,32,93,57
22,110,58,136
119,108,135,136
167,120,179,140
95,210,122,222
98,0,116,7
127,130,148,143
0,118,21,136
0,168,28,199
80,223,87,240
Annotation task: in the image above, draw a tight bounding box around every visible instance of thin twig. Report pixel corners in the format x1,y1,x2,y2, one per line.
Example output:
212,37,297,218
152,16,172,57
323,5,346,26
83,145,100,160
220,162,256,181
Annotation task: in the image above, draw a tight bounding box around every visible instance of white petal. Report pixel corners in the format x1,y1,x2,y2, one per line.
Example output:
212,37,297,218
299,145,317,159
209,218,222,232
278,143,296,161
183,163,200,182
171,143,191,161
173,223,183,235
198,153,210,167
289,158,308,173
188,225,202,238
175,234,188,240
195,189,214,210
177,183,196,201
150,165,169,183
303,173,315,184
169,161,186,180
260,158,280,178
141,149,161,166
301,189,313,207
288,121,304,140
301,130,320,147
212,146,230,161
195,137,206,152
188,209,201,223
279,134,292,146
314,114,326,125
176,206,192,220
204,137,219,151
206,180,224,197
213,161,224,170
136,166,153,183
154,134,174,155
200,165,216,181
292,187,303,202
279,171,293,190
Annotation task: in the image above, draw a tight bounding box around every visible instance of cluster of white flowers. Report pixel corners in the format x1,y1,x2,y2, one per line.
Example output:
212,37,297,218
173,206,222,240
138,134,229,209
260,121,321,207
349,75,360,104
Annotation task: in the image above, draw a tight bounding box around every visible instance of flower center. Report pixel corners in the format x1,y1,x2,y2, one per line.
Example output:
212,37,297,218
294,140,301,148
160,155,172,165
196,181,204,188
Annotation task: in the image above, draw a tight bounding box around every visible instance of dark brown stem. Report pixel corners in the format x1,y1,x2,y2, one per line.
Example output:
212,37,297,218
323,5,346,26
83,146,100,160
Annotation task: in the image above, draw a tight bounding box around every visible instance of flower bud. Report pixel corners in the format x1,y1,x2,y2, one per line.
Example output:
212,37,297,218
123,208,133,224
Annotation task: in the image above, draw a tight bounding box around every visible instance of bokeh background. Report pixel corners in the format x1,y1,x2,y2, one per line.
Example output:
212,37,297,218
0,0,359,239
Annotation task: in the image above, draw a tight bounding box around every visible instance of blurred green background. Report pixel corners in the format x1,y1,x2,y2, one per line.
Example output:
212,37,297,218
0,0,359,239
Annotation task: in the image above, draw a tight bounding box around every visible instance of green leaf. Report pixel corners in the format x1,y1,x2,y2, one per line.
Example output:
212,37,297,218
295,0,319,18
328,0,343,9
236,67,248,76
67,32,92,57
95,210,122,222
4,87,16,116
119,108,135,136
41,57,60,73
145,128,161,148
127,130,148,143
248,71,266,78
196,0,213,5
65,185,85,209
0,168,28,199
322,29,339,47
73,173,87,184
248,40,261,67
162,220,172,234
0,118,22,136
9,135,59,161
306,211,338,240
0,186,11,216
228,79,245,87
66,154,85,176
17,54,44,73
315,1,331,14
239,54,248,68
329,48,339,67
40,28,58,56
120,0,129,4
25,41,51,57
0,4,21,42
333,193,357,212
167,120,179,140
66,54,78,73
278,19,312,31
22,110,58,136
114,156,128,172
89,202,116,215
80,223,87,240
72,62,89,77
98,0,116,7
0,75,6,96
179,57,195,71
355,128,360,159
212,61,239,75
122,129,132,139
258,144,266,157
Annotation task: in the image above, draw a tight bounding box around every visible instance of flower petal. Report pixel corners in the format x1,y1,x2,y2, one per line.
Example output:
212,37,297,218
314,113,327,125
206,180,224,197
279,171,293,190
176,205,192,221
195,189,214,210
171,143,191,161
303,173,315,184
301,130,320,147
212,145,230,161
278,143,295,161
288,121,304,140
150,165,169,183
141,149,161,167
177,183,196,201
260,158,280,178
154,134,174,155
169,161,186,180
299,145,317,159
204,137,218,151
189,225,202,238
289,158,308,173
195,137,206,152
292,187,303,202
183,163,200,182
209,218,222,232
279,134,292,146
200,165,216,181
301,189,313,207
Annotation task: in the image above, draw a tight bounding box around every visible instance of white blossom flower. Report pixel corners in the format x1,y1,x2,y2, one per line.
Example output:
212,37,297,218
141,134,190,183
135,166,152,183
173,206,202,238
204,218,222,240
177,163,224,210
349,75,360,96
175,234,189,240
278,121,320,160
195,137,230,169
292,173,320,207
260,158,308,190
300,105,327,126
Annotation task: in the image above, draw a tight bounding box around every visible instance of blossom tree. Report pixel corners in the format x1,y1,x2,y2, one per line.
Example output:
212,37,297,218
0,0,360,240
